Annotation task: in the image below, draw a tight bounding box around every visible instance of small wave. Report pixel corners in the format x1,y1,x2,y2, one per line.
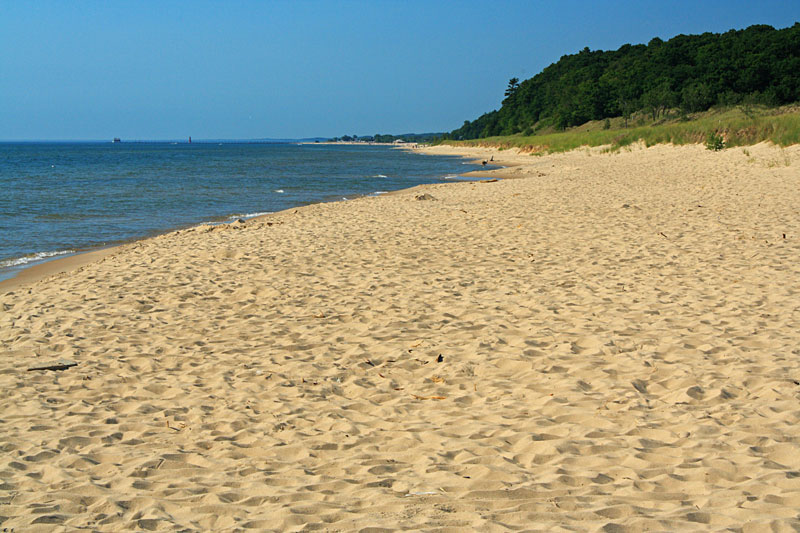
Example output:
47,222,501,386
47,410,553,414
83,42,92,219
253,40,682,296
443,175,460,179
373,191,389,195
228,211,272,220
242,211,272,218
372,174,388,178
274,189,285,193
0,249,75,269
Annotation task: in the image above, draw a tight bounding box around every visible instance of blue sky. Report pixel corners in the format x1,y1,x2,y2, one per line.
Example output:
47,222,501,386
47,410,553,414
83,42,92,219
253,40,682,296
2,1,799,140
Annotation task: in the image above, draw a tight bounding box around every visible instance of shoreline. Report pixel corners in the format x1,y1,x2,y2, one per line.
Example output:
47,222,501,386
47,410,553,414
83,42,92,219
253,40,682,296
0,246,119,293
2,141,800,530
0,149,493,294
0,139,776,293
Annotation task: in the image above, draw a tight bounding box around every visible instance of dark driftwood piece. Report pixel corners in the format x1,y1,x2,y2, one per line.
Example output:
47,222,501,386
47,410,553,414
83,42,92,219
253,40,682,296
27,359,78,372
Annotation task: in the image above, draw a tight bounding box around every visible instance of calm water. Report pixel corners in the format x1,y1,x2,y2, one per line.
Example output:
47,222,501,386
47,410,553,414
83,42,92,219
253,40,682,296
0,142,484,280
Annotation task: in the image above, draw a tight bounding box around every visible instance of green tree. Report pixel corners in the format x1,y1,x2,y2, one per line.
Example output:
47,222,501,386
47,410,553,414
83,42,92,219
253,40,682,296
681,82,712,113
642,80,677,120
505,77,520,99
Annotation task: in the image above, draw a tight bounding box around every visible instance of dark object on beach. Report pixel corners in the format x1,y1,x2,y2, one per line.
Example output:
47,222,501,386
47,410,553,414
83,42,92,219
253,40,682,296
490,156,494,161
481,179,498,183
237,218,246,224
482,160,488,166
415,193,436,201
437,354,444,363
27,359,78,372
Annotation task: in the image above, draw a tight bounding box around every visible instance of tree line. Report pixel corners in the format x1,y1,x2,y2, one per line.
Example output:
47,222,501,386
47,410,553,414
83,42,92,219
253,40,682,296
447,23,800,140
327,132,443,143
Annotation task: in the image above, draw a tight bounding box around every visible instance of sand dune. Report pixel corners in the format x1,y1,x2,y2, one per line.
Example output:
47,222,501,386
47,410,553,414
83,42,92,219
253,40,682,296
1,142,799,531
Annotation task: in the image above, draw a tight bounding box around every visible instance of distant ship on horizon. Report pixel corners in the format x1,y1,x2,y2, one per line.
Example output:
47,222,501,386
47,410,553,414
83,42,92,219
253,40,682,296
112,138,121,143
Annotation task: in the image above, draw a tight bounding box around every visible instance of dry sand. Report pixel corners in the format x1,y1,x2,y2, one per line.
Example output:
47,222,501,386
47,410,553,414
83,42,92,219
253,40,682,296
1,142,799,531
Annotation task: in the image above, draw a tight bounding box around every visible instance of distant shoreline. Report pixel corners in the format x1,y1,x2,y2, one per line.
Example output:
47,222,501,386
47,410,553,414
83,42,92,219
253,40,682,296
299,141,421,147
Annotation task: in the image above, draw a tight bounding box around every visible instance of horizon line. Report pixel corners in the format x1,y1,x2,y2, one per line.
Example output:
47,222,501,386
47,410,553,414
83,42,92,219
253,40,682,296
0,137,331,144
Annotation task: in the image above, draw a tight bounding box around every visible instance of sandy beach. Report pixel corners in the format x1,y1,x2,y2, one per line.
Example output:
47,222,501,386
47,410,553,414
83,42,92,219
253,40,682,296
2,142,800,531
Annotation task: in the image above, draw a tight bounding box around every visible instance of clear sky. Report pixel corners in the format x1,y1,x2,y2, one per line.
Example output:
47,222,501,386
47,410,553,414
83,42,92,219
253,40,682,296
2,1,799,140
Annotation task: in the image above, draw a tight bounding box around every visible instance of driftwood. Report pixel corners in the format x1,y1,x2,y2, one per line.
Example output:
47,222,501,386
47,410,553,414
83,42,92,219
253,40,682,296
27,359,78,372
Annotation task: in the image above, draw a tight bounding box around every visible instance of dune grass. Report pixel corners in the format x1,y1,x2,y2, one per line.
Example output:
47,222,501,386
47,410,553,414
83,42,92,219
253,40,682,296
439,106,800,154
